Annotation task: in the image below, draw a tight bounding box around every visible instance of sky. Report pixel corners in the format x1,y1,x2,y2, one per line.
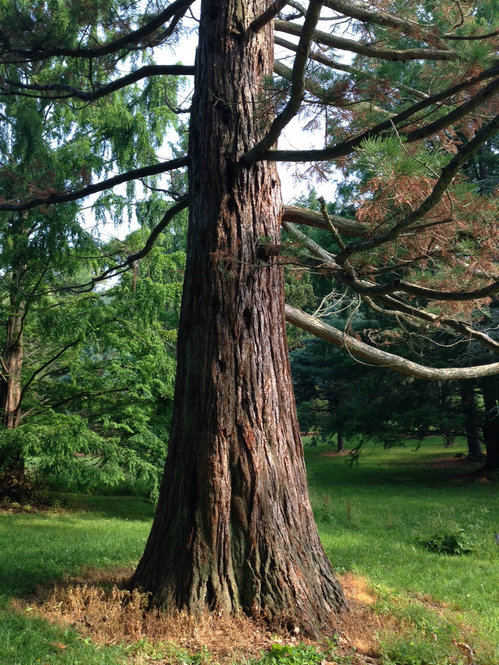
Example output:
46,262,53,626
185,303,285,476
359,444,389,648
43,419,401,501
89,1,339,242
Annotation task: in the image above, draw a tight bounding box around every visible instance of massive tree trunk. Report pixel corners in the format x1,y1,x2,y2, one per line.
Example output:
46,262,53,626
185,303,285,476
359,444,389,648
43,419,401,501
131,0,345,634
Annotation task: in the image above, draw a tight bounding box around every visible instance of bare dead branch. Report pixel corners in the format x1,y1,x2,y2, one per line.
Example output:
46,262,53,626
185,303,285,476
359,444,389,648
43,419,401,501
285,304,499,380
444,28,499,40
282,205,367,236
339,274,499,301
282,220,339,266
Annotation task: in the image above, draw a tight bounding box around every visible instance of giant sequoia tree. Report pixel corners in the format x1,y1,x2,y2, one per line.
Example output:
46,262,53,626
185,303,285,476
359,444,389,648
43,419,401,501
0,0,498,634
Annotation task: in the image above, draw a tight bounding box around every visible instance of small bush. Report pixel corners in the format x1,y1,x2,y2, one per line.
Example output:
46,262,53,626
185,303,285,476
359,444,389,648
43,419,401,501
0,467,48,506
419,528,473,555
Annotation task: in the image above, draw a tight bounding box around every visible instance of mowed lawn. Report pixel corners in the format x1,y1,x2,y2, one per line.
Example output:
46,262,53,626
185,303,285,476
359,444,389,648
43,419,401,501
306,437,499,655
0,437,497,664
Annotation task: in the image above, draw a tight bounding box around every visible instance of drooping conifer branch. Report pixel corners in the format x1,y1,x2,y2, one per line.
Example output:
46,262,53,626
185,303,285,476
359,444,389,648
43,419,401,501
0,65,196,101
65,195,189,294
0,0,195,63
0,157,189,212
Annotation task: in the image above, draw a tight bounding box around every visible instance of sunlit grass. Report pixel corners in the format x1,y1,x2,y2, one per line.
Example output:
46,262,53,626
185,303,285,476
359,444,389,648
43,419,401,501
305,437,499,659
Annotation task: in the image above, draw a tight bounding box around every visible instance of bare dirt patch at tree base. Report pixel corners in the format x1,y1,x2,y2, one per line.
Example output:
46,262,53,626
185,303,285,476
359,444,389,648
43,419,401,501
10,567,396,664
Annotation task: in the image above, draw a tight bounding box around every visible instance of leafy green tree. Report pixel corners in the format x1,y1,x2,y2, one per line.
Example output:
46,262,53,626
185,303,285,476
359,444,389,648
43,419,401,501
0,226,184,500
0,4,181,494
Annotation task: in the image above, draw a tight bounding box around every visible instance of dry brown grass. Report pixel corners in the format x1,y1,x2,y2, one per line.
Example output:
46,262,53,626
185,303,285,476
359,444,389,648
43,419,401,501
11,568,408,664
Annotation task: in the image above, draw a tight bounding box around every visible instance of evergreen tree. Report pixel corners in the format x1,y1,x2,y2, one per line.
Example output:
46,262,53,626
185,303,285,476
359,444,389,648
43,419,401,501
0,0,497,633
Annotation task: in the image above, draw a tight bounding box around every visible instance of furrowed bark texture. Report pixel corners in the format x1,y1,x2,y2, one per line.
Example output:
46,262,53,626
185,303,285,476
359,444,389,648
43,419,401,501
131,0,345,634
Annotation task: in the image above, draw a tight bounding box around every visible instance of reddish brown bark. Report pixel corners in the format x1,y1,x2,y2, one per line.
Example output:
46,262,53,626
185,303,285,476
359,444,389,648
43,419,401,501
131,0,345,634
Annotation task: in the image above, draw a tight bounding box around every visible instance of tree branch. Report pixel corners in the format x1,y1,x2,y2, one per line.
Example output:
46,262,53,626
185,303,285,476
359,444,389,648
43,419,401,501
0,156,189,212
285,304,499,380
339,274,499,301
241,0,324,167
274,60,390,115
283,221,499,354
282,205,368,237
0,65,196,101
20,388,129,422
251,0,290,33
0,0,195,63
264,67,499,162
275,19,456,61
274,36,430,99
18,339,81,410
65,195,189,293
337,112,499,261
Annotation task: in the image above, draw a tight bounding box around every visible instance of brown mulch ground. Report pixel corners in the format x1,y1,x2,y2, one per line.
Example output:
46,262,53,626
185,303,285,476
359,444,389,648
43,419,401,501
11,569,398,664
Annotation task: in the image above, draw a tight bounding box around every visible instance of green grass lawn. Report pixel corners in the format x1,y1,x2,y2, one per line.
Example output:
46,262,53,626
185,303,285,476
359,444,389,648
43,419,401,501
305,437,499,660
0,438,497,664
0,496,154,664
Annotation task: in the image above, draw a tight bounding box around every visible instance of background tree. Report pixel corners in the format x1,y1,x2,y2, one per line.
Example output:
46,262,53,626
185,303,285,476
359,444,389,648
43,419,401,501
0,31,183,497
0,225,185,502
0,0,498,635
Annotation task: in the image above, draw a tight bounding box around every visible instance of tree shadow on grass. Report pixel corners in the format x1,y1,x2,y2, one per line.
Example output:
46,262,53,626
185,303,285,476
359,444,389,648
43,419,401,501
62,494,155,522
0,497,153,597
